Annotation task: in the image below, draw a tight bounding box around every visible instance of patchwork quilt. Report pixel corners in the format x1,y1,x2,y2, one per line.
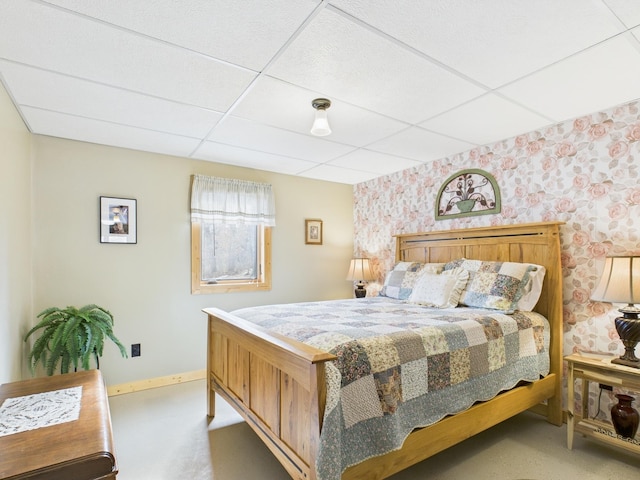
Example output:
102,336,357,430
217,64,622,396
233,297,550,480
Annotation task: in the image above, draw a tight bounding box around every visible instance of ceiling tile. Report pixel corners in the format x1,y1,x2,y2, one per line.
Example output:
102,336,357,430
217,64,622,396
498,33,640,122
2,1,640,185
328,149,421,175
297,164,380,185
42,0,320,71
368,127,475,163
267,8,486,124
330,0,625,88
0,1,256,111
232,76,410,147
603,0,640,28
1,61,222,138
209,116,355,162
23,107,201,157
420,94,553,145
193,141,319,176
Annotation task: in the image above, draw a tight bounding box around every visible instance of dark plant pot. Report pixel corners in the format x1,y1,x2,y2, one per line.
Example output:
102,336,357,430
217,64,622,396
611,394,639,439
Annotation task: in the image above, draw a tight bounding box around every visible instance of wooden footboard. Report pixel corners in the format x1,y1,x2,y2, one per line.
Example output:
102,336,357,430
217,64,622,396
205,307,335,480
206,307,560,480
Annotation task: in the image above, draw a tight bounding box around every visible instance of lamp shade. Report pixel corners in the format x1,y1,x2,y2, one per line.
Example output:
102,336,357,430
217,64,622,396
311,109,331,136
346,258,375,282
591,256,640,305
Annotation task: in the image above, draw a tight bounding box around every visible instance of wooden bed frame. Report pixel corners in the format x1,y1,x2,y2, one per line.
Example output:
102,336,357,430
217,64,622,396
203,221,564,480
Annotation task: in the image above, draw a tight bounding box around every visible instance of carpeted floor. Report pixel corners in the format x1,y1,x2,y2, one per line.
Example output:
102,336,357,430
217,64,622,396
108,379,640,479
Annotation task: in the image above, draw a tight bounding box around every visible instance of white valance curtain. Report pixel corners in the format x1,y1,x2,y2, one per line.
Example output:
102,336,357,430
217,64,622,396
190,174,276,226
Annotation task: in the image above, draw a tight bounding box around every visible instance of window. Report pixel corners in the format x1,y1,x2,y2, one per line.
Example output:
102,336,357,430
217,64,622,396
190,175,275,294
191,223,271,293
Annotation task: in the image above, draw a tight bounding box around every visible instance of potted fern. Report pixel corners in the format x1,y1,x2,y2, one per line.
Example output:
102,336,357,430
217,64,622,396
25,304,128,376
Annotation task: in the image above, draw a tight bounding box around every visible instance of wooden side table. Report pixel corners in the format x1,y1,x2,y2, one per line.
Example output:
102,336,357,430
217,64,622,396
0,369,117,479
566,353,640,455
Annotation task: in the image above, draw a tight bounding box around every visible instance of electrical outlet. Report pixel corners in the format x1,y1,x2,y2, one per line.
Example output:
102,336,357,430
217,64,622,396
131,343,141,357
599,383,612,391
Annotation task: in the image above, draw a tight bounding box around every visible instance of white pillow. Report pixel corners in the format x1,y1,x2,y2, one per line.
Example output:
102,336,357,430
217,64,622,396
408,267,470,308
514,265,546,311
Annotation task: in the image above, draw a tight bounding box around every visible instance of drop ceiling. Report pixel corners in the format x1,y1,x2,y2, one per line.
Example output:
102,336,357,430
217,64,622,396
2,1,640,185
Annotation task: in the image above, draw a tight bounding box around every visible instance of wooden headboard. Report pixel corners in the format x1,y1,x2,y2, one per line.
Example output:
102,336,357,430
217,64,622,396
395,221,564,406
395,222,563,319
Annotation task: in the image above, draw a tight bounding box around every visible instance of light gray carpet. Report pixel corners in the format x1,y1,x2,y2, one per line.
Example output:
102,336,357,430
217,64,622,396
108,380,640,479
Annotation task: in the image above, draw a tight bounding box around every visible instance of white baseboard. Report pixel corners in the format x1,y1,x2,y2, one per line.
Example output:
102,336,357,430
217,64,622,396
107,369,206,397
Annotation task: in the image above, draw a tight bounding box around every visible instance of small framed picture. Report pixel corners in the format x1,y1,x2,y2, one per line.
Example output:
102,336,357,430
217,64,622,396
100,196,137,244
305,219,323,245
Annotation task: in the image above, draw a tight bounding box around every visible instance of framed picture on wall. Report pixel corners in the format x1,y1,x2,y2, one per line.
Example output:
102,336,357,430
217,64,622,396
305,219,323,245
100,196,137,244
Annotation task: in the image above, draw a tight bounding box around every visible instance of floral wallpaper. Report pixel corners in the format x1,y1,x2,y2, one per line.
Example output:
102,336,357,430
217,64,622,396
354,99,640,415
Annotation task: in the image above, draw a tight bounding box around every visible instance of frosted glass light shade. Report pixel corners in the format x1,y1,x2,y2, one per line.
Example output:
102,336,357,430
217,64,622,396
311,109,331,136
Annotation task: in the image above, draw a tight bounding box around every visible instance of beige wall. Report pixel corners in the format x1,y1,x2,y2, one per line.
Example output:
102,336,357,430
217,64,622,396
31,136,354,385
0,82,32,383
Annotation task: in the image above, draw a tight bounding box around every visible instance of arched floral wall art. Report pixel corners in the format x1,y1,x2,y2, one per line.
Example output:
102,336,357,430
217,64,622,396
435,169,501,220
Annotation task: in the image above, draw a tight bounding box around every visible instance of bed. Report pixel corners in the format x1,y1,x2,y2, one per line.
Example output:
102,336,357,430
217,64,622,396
203,222,564,480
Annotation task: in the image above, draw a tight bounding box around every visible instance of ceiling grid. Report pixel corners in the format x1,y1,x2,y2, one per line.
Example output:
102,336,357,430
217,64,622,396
1,0,639,184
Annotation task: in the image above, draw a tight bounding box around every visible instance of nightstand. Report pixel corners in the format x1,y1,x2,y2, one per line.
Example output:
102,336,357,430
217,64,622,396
566,353,640,455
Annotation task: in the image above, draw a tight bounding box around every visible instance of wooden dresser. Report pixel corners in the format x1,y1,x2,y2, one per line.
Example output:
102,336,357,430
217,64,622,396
0,369,117,480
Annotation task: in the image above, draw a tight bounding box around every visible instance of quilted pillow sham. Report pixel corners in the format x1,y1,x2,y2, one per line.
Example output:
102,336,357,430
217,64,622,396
444,259,540,312
379,262,444,300
408,267,470,308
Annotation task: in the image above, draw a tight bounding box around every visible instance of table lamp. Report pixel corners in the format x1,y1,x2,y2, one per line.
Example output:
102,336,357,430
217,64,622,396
591,255,640,368
346,258,375,298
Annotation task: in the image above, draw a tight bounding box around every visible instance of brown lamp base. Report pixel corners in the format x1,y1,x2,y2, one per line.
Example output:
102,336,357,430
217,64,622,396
613,314,640,369
354,284,366,298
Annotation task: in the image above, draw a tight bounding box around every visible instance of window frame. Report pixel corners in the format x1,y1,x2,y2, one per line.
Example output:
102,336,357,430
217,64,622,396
191,222,272,294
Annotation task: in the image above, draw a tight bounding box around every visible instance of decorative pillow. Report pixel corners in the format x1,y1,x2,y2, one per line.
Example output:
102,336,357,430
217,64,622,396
379,262,444,300
408,267,470,308
444,259,540,312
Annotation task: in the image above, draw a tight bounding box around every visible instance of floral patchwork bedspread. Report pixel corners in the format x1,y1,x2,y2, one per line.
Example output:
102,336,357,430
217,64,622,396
232,297,550,480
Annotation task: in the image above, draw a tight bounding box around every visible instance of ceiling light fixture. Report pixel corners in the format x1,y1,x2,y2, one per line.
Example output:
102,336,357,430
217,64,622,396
310,98,332,136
